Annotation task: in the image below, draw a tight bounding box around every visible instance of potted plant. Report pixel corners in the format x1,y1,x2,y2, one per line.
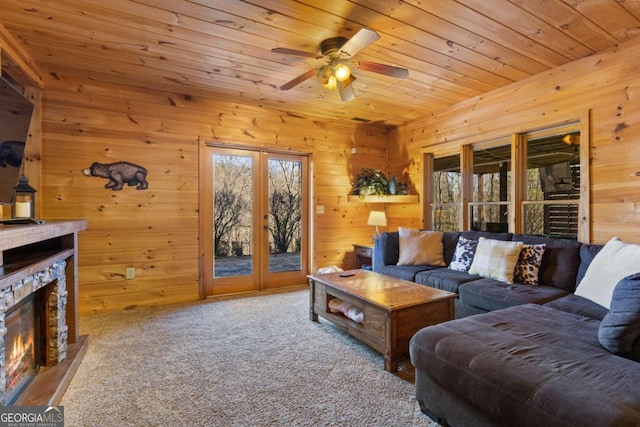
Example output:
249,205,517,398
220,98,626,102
352,168,389,197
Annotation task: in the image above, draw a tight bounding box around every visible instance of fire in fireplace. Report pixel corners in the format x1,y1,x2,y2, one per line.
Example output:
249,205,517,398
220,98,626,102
3,293,40,405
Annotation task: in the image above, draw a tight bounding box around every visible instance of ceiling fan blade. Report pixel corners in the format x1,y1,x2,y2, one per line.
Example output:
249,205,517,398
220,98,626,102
338,80,356,102
339,28,380,57
271,47,318,59
356,60,409,79
279,68,317,91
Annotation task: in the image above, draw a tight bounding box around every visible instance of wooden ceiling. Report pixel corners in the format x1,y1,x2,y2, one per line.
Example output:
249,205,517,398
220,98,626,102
3,0,640,126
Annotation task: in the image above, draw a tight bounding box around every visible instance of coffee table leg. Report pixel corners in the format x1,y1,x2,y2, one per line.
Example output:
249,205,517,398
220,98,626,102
384,356,398,372
309,279,319,322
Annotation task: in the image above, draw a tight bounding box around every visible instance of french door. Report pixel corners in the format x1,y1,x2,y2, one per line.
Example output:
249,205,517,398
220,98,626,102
200,145,309,296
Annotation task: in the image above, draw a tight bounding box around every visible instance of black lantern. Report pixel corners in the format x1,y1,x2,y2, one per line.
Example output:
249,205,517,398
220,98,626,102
12,175,36,219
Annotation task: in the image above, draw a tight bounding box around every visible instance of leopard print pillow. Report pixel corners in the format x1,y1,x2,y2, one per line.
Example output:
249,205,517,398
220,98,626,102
449,236,478,272
513,243,546,285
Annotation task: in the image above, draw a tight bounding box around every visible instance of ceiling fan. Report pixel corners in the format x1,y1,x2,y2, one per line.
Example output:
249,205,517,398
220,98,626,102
272,28,409,101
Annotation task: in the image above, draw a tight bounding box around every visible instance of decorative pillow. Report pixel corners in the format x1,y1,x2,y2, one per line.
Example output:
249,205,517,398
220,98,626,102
449,236,478,272
513,243,546,285
468,237,524,283
397,227,445,266
575,237,640,309
598,273,640,361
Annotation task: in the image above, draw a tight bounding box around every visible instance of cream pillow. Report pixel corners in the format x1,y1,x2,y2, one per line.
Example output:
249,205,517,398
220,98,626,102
575,237,640,309
397,227,445,266
468,237,524,283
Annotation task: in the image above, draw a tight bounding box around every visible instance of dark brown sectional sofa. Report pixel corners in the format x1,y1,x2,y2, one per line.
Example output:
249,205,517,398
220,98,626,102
373,230,640,426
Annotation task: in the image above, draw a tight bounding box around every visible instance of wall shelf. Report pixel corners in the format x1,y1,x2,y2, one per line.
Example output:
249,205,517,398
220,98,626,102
348,194,419,203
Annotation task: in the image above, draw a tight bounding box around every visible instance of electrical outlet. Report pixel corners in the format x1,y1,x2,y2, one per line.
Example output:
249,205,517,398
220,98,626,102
125,267,135,280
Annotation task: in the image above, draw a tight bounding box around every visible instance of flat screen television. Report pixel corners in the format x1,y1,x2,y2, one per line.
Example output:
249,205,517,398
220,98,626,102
0,76,34,204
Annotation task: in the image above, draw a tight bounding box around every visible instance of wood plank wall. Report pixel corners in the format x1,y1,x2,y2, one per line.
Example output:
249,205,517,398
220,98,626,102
39,74,387,314
389,36,640,245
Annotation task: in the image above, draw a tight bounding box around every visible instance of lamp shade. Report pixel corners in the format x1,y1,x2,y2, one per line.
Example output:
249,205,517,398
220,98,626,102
367,211,387,227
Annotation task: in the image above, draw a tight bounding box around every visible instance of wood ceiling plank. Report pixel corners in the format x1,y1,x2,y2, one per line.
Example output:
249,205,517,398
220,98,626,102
561,0,640,42
508,0,621,49
348,0,539,80
404,0,575,68
458,0,596,59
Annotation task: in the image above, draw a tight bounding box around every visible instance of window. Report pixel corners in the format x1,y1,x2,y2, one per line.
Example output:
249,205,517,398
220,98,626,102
470,140,512,233
425,116,589,241
430,153,461,231
521,125,580,239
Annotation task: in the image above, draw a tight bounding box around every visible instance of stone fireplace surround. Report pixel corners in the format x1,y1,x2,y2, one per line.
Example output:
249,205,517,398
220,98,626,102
0,220,87,405
0,260,67,405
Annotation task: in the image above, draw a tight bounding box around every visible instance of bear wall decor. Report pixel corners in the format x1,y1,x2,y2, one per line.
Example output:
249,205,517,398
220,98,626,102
83,161,149,190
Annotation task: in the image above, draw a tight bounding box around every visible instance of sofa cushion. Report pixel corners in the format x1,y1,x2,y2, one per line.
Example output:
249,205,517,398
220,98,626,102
468,238,523,283
544,294,609,321
576,243,603,285
448,236,478,272
598,273,640,361
513,234,582,292
415,268,481,294
575,237,640,308
458,279,567,312
397,227,445,266
375,264,439,282
410,304,640,427
375,231,400,266
442,231,461,265
513,243,546,285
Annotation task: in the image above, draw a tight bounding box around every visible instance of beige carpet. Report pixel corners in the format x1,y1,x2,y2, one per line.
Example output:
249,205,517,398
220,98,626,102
60,290,438,427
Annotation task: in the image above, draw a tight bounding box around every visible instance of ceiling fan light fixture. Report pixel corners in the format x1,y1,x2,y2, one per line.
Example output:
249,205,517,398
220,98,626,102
272,28,409,101
323,75,337,90
334,62,351,82
316,66,331,83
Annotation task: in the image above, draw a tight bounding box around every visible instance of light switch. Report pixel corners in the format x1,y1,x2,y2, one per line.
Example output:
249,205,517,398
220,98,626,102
317,205,325,214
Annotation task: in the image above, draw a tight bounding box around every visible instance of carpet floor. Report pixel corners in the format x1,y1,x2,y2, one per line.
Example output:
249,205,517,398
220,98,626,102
60,290,438,427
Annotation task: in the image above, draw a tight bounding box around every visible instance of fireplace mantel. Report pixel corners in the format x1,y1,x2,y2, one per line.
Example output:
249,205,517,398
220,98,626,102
0,220,87,405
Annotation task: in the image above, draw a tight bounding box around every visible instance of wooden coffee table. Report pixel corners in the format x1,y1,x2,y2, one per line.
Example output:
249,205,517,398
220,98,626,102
308,269,456,372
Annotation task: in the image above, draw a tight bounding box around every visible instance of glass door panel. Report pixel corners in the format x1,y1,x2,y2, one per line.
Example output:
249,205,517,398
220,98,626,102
266,157,302,273
262,153,308,289
213,153,255,278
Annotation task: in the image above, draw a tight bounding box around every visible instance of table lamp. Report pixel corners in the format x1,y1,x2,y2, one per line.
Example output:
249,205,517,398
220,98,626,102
367,210,387,240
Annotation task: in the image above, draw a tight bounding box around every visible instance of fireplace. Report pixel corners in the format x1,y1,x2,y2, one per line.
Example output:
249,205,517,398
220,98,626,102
3,292,39,405
0,220,86,406
0,261,68,405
